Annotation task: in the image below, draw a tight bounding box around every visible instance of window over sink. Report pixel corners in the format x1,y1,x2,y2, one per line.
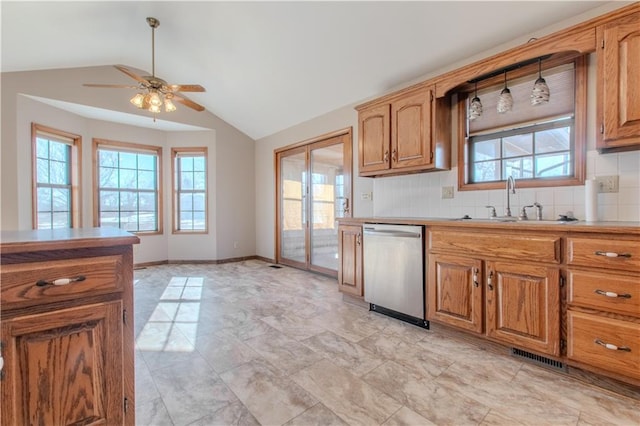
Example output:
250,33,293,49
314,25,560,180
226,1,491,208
458,55,587,190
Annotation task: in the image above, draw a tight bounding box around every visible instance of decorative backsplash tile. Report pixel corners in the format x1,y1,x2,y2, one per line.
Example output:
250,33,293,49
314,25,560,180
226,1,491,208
373,150,640,222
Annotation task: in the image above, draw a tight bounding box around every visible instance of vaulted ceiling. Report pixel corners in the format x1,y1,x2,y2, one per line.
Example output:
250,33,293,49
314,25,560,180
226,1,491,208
1,1,612,139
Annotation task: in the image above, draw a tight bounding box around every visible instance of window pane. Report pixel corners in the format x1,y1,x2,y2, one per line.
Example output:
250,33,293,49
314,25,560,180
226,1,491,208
49,142,68,162
503,134,532,158
121,214,139,231
120,191,138,211
193,172,206,190
99,150,118,167
180,193,193,211
37,212,52,229
473,160,500,182
180,172,194,190
138,154,155,171
504,157,533,179
36,139,49,158
100,211,119,227
536,152,572,177
119,169,137,189
100,167,119,188
138,192,156,210
193,211,206,230
100,191,120,211
535,127,571,154
51,212,69,229
51,188,70,211
473,139,500,162
49,160,69,185
37,188,52,212
180,211,193,229
193,193,205,210
138,170,155,190
119,152,137,169
138,216,156,232
37,158,49,183
180,157,194,172
193,156,205,172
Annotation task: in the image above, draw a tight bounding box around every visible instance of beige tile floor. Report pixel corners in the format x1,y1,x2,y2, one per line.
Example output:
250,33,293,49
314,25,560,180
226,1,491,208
134,260,639,426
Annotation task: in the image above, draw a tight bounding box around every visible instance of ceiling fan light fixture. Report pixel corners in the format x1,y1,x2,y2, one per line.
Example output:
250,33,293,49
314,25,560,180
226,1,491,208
164,97,177,112
148,103,161,114
130,93,145,108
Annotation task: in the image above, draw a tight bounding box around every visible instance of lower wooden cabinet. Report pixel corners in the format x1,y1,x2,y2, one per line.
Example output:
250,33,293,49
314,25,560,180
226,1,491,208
0,229,138,426
485,261,560,356
338,224,363,297
1,301,124,425
428,253,482,333
427,228,561,357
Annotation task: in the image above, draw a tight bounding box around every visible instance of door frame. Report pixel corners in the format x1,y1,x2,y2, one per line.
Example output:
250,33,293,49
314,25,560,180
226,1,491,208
274,127,353,276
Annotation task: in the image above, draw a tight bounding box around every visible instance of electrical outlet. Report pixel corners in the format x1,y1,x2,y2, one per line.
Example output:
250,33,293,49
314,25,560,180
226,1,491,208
233,241,239,249
442,186,454,199
361,192,372,201
595,175,619,193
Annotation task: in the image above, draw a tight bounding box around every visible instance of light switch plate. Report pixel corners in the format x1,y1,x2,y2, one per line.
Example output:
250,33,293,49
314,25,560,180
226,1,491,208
442,186,454,199
595,175,619,193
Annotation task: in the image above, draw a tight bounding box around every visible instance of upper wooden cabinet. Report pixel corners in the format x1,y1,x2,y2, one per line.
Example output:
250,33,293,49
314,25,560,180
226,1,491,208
357,85,450,177
597,10,640,151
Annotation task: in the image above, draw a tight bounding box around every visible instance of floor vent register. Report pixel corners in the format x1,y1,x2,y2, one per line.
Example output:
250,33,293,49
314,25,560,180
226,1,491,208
510,347,567,372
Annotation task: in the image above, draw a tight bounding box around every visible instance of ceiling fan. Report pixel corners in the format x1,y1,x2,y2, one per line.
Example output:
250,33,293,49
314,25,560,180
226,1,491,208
84,17,206,114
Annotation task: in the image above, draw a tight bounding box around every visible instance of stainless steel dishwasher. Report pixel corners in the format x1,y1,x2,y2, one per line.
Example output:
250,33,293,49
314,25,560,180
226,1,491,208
363,223,428,328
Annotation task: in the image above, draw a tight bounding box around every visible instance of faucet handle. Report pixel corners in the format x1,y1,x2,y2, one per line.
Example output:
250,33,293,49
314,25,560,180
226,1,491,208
519,205,534,221
533,202,543,220
485,205,497,218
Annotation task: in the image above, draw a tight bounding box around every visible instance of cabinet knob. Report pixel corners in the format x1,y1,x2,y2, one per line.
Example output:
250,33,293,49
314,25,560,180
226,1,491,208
392,149,397,162
594,251,632,258
473,268,479,288
594,339,631,352
36,276,86,287
487,271,494,290
383,151,389,162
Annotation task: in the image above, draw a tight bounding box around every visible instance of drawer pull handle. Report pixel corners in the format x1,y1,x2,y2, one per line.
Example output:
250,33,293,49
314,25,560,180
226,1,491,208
594,289,631,299
594,339,631,352
36,276,86,287
594,251,632,258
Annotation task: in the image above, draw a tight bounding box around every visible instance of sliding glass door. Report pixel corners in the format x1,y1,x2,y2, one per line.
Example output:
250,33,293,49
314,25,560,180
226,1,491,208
276,130,352,276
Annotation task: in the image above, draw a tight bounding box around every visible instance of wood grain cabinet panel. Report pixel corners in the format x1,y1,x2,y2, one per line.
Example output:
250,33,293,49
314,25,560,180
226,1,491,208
359,104,391,174
391,89,432,169
427,253,483,333
568,269,640,317
1,301,124,425
485,261,560,356
338,224,363,297
567,236,640,272
567,311,640,381
597,11,640,151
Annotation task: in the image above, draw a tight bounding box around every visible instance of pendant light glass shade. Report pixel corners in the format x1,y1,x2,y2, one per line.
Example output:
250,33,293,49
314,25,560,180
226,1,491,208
468,82,483,120
531,58,550,105
497,71,513,114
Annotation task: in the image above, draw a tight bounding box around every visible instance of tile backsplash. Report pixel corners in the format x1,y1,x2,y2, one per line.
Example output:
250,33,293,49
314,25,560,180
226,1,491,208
373,150,640,222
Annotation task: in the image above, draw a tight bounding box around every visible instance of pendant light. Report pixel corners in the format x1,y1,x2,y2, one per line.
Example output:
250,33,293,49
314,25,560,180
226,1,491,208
531,58,550,105
497,70,513,114
468,81,483,120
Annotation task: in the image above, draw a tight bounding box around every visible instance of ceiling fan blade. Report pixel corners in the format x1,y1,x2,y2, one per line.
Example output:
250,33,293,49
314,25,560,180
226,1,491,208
83,83,139,89
169,84,206,93
114,65,149,86
172,94,205,112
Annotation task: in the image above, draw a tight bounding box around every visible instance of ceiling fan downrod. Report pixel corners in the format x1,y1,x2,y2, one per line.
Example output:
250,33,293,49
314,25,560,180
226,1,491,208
146,17,159,78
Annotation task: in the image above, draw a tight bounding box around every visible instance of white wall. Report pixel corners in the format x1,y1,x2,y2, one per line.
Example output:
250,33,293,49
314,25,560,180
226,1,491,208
254,2,640,261
2,67,255,264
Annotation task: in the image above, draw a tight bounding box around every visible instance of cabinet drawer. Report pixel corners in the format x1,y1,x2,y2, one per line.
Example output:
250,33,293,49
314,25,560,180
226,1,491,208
429,230,561,263
567,237,640,272
567,311,640,380
1,255,124,310
568,270,640,317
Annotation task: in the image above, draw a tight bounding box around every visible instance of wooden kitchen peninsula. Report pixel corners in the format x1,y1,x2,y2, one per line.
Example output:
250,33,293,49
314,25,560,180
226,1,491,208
0,228,139,426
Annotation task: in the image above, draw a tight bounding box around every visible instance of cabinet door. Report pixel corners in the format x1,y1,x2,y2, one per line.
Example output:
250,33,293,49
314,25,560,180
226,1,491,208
358,104,391,175
485,261,560,356
597,11,640,150
391,87,433,170
1,301,124,426
427,254,483,333
338,225,363,297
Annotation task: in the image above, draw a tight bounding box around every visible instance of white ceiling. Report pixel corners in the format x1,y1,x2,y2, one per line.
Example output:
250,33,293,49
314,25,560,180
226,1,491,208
1,1,612,140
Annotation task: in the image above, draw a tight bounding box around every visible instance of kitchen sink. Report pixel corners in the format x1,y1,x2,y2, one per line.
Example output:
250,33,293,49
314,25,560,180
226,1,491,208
448,216,579,224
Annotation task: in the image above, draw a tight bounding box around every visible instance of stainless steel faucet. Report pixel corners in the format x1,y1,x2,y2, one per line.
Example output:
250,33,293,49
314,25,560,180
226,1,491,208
505,176,516,217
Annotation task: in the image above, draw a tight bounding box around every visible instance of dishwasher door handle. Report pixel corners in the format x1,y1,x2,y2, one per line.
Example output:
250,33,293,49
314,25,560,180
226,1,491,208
363,229,422,238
